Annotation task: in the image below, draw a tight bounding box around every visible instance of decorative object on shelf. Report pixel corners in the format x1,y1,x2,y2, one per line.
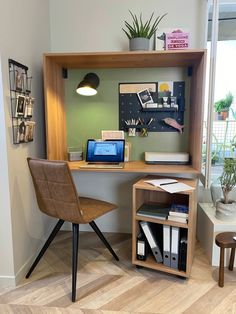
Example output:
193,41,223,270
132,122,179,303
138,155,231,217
165,29,189,50
155,28,189,50
122,11,167,51
8,59,35,144
214,92,234,120
162,117,184,133
215,158,236,221
76,73,100,96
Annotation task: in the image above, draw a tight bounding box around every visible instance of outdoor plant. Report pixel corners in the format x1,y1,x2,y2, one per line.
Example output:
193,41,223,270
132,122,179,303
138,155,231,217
214,92,234,113
219,158,236,204
122,11,167,39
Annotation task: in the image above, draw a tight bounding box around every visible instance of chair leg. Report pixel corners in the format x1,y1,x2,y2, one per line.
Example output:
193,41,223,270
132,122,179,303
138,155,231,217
72,223,79,302
26,219,64,278
219,247,225,287
89,221,119,261
229,247,235,271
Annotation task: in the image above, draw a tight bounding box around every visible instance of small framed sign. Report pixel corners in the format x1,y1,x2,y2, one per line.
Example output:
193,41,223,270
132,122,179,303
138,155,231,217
165,30,189,50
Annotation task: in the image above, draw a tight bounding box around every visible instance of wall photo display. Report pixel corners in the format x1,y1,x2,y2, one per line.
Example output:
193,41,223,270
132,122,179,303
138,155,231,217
9,59,35,144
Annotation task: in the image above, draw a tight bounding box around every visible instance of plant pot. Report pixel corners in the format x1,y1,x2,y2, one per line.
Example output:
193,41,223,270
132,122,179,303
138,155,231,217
129,38,150,51
220,111,229,120
215,199,236,221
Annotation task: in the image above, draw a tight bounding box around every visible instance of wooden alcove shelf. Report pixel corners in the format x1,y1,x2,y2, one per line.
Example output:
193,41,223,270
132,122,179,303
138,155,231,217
43,49,206,174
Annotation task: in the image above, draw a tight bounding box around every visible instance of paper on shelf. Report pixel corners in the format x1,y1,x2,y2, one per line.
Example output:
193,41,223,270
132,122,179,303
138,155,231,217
144,179,194,194
158,182,194,193
144,178,178,186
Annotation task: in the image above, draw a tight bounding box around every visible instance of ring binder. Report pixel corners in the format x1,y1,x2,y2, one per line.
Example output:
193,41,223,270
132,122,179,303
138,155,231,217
163,225,171,267
140,221,163,263
170,226,180,269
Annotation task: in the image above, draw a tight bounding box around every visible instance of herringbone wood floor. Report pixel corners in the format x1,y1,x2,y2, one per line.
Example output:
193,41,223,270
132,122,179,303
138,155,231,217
1,231,236,313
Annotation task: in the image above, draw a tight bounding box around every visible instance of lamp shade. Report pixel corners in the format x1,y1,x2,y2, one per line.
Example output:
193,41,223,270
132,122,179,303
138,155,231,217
76,73,100,96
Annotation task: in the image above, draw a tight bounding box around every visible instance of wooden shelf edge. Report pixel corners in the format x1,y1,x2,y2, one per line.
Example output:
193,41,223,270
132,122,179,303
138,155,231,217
132,258,189,278
135,215,189,228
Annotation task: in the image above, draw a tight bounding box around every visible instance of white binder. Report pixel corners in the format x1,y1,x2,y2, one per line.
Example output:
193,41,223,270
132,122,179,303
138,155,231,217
163,225,171,267
170,226,180,269
140,221,163,263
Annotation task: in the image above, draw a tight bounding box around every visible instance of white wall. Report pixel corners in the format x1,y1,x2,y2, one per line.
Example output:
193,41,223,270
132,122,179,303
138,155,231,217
49,0,208,233
50,0,207,52
0,0,51,286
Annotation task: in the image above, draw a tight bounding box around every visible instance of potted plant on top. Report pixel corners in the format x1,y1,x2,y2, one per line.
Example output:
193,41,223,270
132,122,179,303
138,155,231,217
122,11,167,51
214,92,234,120
215,158,236,221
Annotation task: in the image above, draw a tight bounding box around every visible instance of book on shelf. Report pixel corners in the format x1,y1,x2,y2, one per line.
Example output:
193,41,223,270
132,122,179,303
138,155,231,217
137,203,170,220
169,203,189,218
167,215,188,224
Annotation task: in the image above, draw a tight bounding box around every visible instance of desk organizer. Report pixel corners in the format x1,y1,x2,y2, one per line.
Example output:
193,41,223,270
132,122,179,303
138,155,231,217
119,81,185,133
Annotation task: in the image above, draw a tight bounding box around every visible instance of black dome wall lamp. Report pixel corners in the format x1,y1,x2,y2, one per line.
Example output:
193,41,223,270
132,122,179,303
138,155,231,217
76,73,100,96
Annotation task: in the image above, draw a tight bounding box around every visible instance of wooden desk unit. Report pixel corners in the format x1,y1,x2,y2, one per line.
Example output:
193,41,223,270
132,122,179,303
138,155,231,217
43,50,206,278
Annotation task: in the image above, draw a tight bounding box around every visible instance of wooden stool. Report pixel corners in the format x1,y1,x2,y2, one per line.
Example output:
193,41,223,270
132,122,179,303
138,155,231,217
215,232,236,287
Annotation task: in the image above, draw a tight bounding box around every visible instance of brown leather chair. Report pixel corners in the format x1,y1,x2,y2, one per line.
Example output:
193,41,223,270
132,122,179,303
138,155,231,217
26,158,119,302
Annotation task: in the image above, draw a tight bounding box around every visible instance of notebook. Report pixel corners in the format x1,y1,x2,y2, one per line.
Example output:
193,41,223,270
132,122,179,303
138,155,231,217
79,139,125,169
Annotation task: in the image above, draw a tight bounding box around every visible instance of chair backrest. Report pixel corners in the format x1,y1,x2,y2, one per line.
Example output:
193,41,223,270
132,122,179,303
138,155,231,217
27,158,86,223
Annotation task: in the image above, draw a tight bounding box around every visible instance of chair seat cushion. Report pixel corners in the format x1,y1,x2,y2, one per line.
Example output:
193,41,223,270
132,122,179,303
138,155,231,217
79,197,117,223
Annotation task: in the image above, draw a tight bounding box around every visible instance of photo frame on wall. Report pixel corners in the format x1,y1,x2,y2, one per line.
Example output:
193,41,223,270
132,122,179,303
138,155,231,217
16,120,26,143
24,97,34,118
15,70,25,91
15,95,25,117
24,121,35,142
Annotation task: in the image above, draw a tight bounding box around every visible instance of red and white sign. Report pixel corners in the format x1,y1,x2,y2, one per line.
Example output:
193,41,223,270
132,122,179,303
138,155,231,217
165,30,189,50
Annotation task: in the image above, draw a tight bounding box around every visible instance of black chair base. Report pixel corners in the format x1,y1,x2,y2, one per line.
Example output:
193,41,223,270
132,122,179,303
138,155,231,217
26,219,119,302
89,221,119,261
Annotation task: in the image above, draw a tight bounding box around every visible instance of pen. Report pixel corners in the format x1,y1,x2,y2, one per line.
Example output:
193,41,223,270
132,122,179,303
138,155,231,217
160,182,178,186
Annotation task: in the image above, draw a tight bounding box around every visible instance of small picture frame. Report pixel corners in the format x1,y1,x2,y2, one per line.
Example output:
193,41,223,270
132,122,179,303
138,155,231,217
17,120,26,143
15,95,25,117
137,89,154,108
15,70,24,91
24,97,34,117
24,121,35,142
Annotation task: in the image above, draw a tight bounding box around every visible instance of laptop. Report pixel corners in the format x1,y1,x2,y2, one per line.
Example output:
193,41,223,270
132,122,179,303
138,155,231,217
79,139,125,169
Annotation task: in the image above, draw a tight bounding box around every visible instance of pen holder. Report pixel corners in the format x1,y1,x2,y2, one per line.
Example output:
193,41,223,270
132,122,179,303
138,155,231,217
128,128,136,137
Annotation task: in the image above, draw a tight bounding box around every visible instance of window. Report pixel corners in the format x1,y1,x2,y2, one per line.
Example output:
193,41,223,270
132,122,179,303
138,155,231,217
202,0,236,187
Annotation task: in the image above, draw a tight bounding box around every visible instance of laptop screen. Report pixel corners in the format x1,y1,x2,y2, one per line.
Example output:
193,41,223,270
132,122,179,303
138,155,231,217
86,139,125,163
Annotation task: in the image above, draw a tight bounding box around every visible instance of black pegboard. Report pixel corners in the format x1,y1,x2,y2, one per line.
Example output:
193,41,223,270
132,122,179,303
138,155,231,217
119,82,185,132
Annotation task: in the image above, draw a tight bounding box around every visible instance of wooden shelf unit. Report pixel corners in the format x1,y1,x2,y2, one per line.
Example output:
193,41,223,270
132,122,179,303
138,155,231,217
43,49,206,173
132,176,198,278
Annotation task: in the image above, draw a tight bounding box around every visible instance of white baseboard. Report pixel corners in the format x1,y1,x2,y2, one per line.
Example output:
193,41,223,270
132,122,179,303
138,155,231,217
0,276,16,288
0,222,56,288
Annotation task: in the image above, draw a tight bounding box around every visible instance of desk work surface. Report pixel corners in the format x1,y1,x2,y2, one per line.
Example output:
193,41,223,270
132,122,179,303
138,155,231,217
68,160,199,175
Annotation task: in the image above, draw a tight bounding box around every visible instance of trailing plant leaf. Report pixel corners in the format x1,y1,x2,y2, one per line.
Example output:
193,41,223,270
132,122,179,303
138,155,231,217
123,11,167,39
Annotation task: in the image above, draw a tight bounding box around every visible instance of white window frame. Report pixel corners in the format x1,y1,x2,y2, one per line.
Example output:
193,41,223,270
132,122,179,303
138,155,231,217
203,0,220,188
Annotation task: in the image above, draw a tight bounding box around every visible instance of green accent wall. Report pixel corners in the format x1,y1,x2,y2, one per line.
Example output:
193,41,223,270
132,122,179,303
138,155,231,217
65,68,190,160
